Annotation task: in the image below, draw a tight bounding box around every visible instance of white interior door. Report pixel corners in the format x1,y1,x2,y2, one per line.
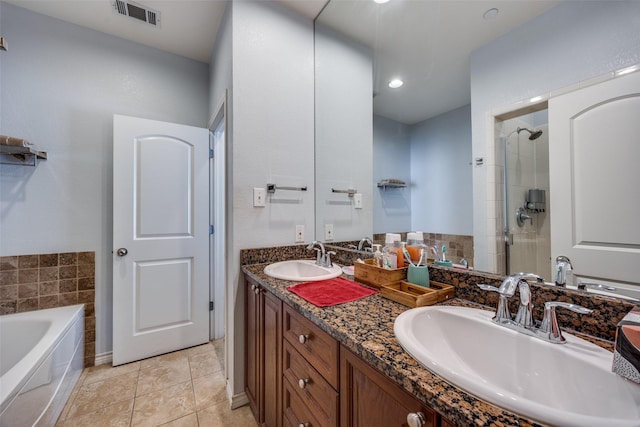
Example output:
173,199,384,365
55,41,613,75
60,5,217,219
549,71,640,285
113,115,210,366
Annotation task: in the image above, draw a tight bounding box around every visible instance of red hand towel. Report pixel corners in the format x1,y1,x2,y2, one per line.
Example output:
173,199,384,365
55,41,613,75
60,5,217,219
287,277,377,307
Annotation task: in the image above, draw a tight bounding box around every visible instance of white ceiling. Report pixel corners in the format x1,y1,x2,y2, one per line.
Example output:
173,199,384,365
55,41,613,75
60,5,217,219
317,0,559,124
4,0,558,124
4,0,327,63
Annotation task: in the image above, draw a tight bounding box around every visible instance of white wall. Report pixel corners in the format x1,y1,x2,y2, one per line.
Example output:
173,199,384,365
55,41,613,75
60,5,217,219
410,105,472,235
0,2,209,356
315,24,373,241
226,0,315,400
470,0,640,272
372,115,411,233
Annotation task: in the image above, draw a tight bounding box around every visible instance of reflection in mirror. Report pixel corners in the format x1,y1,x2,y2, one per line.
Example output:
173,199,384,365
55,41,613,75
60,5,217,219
314,0,557,264
315,0,640,302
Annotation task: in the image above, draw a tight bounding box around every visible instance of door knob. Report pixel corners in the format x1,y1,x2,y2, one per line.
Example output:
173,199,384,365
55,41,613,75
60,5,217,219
116,248,128,257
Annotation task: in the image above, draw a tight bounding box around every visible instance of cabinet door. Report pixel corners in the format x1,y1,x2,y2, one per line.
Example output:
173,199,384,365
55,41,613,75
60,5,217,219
340,346,436,427
245,278,263,423
263,291,282,427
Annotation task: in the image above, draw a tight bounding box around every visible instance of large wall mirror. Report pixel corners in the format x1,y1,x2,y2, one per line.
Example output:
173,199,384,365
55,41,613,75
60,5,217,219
314,0,640,300
313,0,558,257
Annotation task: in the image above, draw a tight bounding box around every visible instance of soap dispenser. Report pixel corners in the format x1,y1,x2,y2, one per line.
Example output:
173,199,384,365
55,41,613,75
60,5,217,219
372,244,383,267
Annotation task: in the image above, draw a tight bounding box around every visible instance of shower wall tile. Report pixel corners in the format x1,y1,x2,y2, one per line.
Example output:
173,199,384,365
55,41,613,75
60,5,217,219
0,252,96,367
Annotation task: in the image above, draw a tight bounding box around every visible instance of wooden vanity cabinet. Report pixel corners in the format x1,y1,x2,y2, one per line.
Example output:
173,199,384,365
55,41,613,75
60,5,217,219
282,304,340,427
245,276,282,427
340,346,438,427
245,273,456,427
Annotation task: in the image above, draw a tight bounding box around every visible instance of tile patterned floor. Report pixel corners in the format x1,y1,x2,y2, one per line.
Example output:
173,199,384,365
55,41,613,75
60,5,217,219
56,339,257,427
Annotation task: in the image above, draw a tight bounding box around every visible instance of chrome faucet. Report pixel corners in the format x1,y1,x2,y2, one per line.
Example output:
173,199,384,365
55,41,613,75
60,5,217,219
357,237,373,252
478,272,592,344
554,255,573,287
306,241,335,267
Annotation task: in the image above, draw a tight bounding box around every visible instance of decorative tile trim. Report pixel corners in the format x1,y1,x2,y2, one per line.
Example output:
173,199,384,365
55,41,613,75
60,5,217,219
0,252,96,367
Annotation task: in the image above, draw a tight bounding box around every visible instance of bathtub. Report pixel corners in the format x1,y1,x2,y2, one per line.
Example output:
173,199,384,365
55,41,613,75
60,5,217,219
0,305,84,427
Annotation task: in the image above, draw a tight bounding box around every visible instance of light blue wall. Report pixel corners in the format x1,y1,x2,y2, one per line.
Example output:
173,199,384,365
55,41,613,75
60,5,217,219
470,0,640,271
409,105,473,235
223,0,315,399
372,115,411,233
372,105,472,236
0,2,209,355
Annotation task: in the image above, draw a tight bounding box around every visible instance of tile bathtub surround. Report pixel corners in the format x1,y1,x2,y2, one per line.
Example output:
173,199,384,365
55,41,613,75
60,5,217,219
0,252,96,367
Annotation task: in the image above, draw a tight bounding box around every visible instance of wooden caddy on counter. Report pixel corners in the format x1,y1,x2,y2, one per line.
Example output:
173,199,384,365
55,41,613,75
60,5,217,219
354,259,455,308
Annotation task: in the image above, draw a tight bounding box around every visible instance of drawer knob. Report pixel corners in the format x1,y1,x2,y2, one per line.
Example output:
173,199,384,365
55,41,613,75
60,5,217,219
254,287,261,295
298,378,310,389
407,412,426,427
251,284,257,291
298,424,309,427
298,334,309,344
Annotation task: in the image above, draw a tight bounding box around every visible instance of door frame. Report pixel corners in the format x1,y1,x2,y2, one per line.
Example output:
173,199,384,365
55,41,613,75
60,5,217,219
208,91,228,341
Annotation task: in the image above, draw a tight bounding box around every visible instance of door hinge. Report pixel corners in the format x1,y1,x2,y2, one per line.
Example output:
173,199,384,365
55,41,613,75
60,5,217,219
209,149,214,159
209,301,214,311
209,225,214,235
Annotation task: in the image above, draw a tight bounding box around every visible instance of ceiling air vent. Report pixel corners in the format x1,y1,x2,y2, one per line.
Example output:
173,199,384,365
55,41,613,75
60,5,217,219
112,0,161,28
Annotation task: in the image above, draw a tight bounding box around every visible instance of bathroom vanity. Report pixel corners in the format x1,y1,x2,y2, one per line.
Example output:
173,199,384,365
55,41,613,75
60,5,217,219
241,246,636,427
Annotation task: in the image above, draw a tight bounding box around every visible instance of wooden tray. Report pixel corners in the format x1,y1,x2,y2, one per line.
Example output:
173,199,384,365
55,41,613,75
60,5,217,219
354,259,407,289
380,281,455,307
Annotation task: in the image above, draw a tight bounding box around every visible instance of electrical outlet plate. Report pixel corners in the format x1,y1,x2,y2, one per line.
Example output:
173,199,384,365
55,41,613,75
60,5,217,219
325,223,334,241
253,188,266,207
354,193,363,209
295,225,305,243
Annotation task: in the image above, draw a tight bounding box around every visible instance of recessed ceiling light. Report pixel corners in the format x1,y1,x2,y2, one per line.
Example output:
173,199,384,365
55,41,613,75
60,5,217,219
374,0,390,3
388,79,404,89
615,64,640,76
483,8,499,20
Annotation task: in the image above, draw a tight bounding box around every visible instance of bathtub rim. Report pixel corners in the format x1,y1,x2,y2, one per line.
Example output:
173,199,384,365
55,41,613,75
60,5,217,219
0,304,85,409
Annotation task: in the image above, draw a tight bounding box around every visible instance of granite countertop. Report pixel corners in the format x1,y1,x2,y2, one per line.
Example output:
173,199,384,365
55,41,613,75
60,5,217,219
243,263,547,427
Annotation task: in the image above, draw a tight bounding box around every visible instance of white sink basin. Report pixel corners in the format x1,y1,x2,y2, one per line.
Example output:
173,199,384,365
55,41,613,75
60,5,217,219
394,306,640,427
264,259,342,282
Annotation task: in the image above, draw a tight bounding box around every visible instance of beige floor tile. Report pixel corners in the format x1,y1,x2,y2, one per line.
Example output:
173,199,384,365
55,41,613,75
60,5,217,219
158,413,198,427
189,352,222,379
136,357,191,396
62,399,133,427
84,362,140,385
197,401,257,427
131,381,195,427
140,349,189,370
186,342,215,356
192,371,227,410
68,371,138,418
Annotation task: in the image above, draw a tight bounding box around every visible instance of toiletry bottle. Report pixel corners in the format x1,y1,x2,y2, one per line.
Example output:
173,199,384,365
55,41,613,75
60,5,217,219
398,241,408,267
382,233,400,269
407,232,427,263
372,244,383,267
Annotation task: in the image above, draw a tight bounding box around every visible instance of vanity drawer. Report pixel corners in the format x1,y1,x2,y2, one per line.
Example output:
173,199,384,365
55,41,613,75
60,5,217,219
283,378,324,427
283,303,339,389
283,340,339,427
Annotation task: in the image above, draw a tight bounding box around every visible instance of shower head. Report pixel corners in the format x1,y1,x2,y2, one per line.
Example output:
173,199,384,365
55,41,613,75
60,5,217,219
517,127,543,140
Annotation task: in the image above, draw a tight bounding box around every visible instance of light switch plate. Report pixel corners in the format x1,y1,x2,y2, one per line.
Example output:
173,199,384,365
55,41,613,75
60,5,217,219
354,193,363,209
325,224,334,241
295,225,305,243
253,188,266,207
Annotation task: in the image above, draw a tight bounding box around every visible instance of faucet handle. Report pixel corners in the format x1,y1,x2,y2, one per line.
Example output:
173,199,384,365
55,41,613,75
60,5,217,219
324,250,336,267
539,301,593,343
477,284,511,322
